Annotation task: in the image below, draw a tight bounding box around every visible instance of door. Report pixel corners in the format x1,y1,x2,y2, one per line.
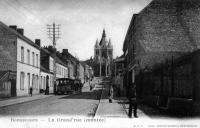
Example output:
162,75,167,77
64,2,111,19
11,80,16,97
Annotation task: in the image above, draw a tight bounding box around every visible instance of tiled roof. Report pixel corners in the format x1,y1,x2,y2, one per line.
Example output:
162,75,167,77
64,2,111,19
41,48,54,58
0,21,40,50
55,57,68,67
114,55,125,63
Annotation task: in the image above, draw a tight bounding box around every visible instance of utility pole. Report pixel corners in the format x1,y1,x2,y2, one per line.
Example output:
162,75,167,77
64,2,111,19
47,22,61,94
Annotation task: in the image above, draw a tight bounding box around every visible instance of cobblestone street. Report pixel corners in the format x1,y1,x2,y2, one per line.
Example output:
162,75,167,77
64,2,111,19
0,83,102,116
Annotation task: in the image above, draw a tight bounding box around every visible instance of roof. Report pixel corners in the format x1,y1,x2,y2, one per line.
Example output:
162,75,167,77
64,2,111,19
40,65,53,74
123,14,138,52
96,29,112,48
114,55,125,63
0,21,40,50
133,0,200,53
41,47,54,58
55,57,68,67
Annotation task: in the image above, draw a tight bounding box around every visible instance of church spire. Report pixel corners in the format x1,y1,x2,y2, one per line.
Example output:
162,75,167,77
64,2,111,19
95,38,99,47
102,29,106,38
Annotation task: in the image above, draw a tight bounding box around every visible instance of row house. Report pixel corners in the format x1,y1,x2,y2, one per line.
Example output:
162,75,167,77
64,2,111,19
40,47,54,94
76,62,85,84
61,49,91,84
0,21,40,97
55,57,68,79
123,0,200,114
0,20,93,98
61,49,77,80
42,46,68,93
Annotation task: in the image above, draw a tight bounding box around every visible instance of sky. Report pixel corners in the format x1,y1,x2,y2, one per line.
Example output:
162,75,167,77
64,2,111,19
0,0,151,60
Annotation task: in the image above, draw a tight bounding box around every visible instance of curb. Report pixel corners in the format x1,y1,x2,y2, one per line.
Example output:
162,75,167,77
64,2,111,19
94,84,104,117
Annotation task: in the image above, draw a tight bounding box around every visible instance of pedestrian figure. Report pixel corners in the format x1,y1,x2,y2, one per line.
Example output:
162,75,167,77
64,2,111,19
108,84,114,103
45,86,49,95
29,87,33,97
128,83,138,118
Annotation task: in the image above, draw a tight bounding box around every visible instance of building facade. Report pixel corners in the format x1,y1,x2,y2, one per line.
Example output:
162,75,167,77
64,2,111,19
123,0,200,114
114,55,125,97
77,63,85,84
0,22,40,97
93,29,113,77
40,48,55,94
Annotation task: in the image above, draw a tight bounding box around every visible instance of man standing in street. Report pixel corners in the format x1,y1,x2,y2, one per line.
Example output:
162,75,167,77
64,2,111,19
128,83,138,118
108,84,114,103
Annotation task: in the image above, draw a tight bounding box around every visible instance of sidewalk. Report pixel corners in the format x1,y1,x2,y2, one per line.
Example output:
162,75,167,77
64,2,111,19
119,98,150,118
94,80,152,118
95,83,128,118
0,94,53,108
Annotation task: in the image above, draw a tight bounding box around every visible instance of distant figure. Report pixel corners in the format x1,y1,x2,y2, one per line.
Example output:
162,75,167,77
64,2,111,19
108,85,114,103
29,87,33,97
45,86,49,95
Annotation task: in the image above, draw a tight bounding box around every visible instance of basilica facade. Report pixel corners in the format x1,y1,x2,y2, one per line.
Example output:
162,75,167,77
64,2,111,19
93,29,113,77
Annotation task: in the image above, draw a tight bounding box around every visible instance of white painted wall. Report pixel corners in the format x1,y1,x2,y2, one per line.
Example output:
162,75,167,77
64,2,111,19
56,63,68,79
40,71,54,94
49,56,54,73
16,38,40,96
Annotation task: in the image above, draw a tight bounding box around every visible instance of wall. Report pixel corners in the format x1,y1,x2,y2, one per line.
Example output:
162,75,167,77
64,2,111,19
77,64,84,83
16,38,40,96
0,26,17,71
56,63,68,79
40,71,54,94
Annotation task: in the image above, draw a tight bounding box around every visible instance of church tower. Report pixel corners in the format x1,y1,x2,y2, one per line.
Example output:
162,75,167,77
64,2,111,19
94,29,113,77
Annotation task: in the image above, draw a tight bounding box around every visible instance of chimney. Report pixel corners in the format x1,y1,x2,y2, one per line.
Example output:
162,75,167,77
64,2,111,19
62,49,68,54
62,49,68,56
9,25,17,31
17,28,24,35
35,39,41,47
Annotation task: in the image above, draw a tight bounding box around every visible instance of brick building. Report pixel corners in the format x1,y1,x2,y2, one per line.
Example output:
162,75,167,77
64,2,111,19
123,0,200,114
114,55,125,96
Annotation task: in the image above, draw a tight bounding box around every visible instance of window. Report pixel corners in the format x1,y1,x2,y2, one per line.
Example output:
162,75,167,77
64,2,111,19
50,76,53,87
21,47,24,62
36,54,38,67
32,52,35,66
43,77,46,89
20,72,25,90
32,74,35,89
40,76,42,89
27,73,30,89
27,50,30,64
36,75,38,89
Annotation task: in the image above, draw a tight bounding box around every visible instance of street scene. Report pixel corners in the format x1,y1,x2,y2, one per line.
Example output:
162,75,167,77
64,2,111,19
0,0,200,123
